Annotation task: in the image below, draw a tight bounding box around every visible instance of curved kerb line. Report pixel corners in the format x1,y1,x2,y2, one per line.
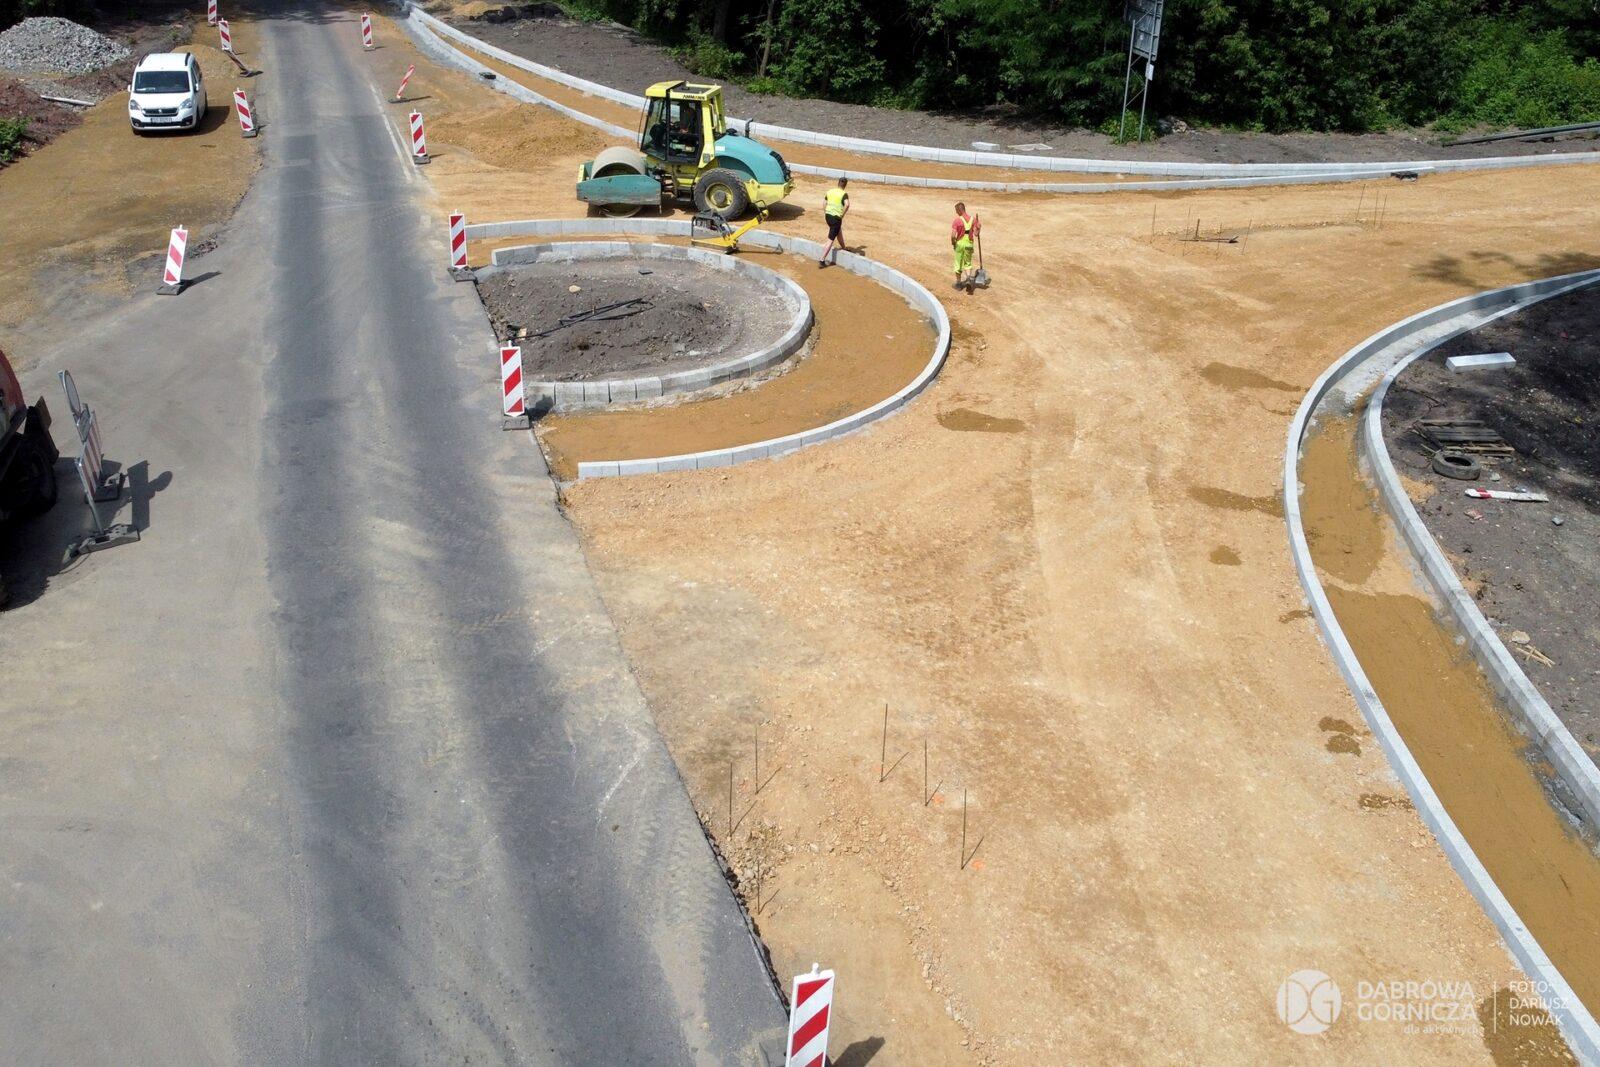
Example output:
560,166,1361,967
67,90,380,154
461,217,951,479
1284,270,1600,1065
482,241,813,411
406,4,1600,184
1363,273,1600,830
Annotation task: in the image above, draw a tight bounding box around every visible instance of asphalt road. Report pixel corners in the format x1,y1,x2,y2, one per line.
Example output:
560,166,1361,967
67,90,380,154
0,3,787,1062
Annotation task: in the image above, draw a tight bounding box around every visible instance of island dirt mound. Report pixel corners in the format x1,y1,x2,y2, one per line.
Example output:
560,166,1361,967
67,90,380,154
475,256,798,381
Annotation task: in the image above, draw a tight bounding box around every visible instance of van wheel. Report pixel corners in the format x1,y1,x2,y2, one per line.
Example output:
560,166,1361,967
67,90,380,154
11,437,57,518
693,169,749,219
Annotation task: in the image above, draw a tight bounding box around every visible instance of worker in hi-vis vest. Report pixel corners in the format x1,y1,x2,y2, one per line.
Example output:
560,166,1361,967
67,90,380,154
819,177,849,267
951,202,980,289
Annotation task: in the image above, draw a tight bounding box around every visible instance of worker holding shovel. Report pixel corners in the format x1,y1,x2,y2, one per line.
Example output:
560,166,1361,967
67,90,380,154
951,202,986,291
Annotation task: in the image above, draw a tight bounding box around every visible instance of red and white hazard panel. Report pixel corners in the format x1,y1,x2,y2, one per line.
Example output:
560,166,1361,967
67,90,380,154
785,966,835,1067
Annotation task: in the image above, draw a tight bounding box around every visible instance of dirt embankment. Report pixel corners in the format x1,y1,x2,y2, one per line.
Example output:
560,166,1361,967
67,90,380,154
1382,284,1600,763
387,15,1600,1061
1302,413,1600,1037
439,5,1600,167
476,255,798,380
436,33,1108,185
0,15,258,371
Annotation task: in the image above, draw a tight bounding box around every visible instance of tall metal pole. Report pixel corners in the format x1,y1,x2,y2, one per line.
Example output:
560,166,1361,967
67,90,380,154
1138,52,1152,141
1119,24,1136,142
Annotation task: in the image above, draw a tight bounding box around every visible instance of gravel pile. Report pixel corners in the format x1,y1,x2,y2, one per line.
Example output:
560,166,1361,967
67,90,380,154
0,17,130,76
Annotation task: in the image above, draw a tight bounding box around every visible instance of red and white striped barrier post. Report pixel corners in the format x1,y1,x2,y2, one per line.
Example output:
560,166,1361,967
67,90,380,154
360,13,374,49
158,225,188,296
784,966,835,1067
217,18,233,53
501,345,528,427
447,212,471,281
207,0,218,25
233,88,256,138
408,110,429,165
394,64,414,102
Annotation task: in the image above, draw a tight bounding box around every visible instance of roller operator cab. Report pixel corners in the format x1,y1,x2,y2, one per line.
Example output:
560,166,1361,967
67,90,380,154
576,81,794,219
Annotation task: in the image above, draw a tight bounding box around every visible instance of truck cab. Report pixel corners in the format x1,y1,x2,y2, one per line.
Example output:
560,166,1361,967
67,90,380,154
0,345,58,528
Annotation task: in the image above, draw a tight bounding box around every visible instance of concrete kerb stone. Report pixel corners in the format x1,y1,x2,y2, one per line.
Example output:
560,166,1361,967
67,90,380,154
403,13,1417,196
1283,273,1600,1067
458,218,944,480
411,5,1600,183
482,239,813,411
403,9,633,140
1361,272,1600,835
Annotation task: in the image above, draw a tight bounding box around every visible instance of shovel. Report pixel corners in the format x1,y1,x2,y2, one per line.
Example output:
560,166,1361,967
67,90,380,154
972,222,991,288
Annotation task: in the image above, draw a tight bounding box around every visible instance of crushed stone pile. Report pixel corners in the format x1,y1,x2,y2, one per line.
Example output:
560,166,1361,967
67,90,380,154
0,17,130,76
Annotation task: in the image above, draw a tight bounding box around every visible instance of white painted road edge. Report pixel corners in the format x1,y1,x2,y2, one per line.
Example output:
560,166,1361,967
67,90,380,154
1362,272,1600,831
408,5,1600,183
461,217,950,479
481,239,813,410
1284,271,1600,1066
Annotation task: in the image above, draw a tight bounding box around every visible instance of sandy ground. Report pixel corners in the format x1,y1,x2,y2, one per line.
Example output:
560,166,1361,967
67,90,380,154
1302,416,1600,1041
0,15,259,372
377,12,1600,1062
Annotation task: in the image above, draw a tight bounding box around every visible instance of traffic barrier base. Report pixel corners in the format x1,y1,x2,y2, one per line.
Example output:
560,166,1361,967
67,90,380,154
57,369,139,562
65,522,140,562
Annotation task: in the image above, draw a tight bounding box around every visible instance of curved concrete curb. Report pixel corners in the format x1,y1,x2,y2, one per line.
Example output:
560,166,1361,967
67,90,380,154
411,6,1600,183
402,11,1389,194
462,217,950,479
1363,273,1600,831
482,240,812,411
1284,271,1600,1066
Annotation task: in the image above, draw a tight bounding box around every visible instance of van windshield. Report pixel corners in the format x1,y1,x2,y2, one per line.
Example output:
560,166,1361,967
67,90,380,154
134,70,191,93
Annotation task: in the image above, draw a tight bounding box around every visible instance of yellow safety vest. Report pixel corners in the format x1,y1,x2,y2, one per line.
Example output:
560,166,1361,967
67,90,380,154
825,187,847,216
955,214,975,241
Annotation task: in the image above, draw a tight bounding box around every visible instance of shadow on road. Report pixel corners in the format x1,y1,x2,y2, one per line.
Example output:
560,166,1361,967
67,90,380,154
0,457,172,610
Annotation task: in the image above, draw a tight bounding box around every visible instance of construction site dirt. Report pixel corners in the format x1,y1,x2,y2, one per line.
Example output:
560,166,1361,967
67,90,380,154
373,14,1600,1056
532,245,933,477
428,37,1120,186
0,13,258,371
1381,285,1600,770
1302,415,1600,1048
475,256,800,381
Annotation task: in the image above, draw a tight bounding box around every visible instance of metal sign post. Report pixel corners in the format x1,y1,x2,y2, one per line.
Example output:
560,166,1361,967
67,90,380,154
57,370,139,560
1119,0,1164,143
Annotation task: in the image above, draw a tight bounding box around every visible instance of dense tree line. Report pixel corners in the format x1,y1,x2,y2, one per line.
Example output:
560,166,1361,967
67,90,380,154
572,0,1600,132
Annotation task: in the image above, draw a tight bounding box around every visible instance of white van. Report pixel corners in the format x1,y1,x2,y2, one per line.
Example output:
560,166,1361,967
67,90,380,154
128,52,207,133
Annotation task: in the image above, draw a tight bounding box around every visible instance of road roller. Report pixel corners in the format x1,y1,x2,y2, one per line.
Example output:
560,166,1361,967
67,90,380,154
576,81,795,219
